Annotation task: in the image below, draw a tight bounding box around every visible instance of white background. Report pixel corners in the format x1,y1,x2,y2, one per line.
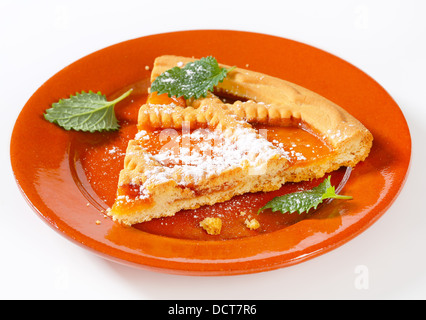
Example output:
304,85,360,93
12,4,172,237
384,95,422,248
1,0,425,300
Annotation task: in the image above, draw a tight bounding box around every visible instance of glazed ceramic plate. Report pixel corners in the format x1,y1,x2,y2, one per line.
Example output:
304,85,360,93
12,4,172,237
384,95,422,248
10,30,411,275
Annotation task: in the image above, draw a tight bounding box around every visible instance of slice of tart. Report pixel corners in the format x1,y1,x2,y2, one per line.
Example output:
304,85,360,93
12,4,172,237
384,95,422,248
109,94,290,225
108,55,373,226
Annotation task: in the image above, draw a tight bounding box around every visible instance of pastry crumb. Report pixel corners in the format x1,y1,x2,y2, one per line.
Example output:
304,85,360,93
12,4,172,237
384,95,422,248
244,218,260,230
95,220,101,225
200,217,222,235
145,65,150,70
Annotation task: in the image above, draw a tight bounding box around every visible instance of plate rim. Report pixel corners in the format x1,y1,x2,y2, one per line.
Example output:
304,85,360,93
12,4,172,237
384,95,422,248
10,29,412,276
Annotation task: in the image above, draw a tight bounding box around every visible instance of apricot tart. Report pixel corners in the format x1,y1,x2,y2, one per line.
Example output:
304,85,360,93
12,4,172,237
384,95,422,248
108,55,373,226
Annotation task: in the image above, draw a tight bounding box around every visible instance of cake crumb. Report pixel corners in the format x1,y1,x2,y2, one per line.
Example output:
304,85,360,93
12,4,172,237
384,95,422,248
245,218,260,230
200,217,222,235
95,220,101,225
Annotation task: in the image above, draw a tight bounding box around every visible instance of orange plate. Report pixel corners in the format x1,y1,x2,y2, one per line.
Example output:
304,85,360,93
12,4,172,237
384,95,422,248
10,30,411,275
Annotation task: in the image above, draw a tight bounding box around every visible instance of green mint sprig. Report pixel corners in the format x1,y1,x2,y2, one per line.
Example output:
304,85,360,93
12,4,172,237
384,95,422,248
44,89,132,132
258,176,352,214
150,56,235,100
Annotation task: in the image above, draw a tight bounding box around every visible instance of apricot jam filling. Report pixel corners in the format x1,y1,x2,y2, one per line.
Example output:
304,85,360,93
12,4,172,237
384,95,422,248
253,123,333,167
137,124,332,168
114,183,154,214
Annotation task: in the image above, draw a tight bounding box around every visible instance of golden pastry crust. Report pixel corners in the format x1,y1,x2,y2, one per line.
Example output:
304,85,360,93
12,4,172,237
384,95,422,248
244,218,260,230
200,217,222,235
138,94,252,132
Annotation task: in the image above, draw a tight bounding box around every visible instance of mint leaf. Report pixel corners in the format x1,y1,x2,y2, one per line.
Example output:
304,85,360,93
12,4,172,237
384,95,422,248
44,89,132,132
258,176,352,214
150,56,234,99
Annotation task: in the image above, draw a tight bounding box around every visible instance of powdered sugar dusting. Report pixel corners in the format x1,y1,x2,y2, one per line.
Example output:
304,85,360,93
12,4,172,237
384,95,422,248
134,125,287,189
